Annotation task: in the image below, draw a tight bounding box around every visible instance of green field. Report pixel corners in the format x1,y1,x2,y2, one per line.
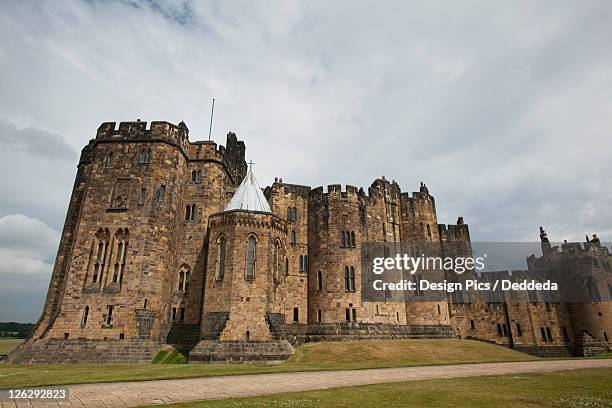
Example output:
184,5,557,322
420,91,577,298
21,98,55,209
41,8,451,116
152,368,612,408
0,339,538,388
0,338,23,354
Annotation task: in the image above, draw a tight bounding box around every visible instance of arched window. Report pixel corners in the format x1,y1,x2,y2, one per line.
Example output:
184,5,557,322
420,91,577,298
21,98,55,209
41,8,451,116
349,266,355,291
246,235,257,280
178,266,190,291
317,271,323,291
290,230,297,244
112,242,124,283
350,231,356,248
218,236,226,281
341,231,347,247
93,242,106,283
304,255,309,272
299,255,304,272
273,240,281,281
344,266,350,291
90,229,109,284
110,229,129,287
185,204,196,221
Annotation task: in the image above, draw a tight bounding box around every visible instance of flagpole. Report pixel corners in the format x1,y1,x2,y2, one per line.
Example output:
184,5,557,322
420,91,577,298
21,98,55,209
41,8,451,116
208,98,215,141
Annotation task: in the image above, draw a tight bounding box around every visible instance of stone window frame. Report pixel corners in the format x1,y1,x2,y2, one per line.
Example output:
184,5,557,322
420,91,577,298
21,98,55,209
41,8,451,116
245,234,258,281
344,266,355,292
317,270,323,291
81,305,90,327
286,207,297,223
88,228,110,286
109,228,129,288
273,239,283,282
177,264,191,292
293,307,299,323
157,185,166,203
106,150,114,166
138,146,153,164
216,235,227,282
191,169,203,184
184,203,197,222
105,305,114,327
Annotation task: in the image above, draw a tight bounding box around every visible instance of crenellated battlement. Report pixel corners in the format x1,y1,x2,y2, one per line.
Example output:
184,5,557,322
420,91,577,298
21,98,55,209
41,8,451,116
19,119,612,364
309,184,365,198
93,120,246,183
438,220,470,242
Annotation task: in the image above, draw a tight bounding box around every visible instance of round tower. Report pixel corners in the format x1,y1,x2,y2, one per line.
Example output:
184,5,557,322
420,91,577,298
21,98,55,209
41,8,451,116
190,165,293,362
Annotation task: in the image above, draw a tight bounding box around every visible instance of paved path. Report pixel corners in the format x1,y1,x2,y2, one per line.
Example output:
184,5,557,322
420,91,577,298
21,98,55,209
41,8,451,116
2,359,611,408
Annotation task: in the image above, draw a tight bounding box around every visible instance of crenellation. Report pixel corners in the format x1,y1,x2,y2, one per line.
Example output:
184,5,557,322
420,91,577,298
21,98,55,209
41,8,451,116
9,121,610,364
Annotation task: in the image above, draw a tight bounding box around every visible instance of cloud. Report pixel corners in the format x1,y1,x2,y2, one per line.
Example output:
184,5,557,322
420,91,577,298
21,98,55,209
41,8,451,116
0,214,60,261
0,120,77,161
0,120,76,230
0,214,59,322
1,0,612,320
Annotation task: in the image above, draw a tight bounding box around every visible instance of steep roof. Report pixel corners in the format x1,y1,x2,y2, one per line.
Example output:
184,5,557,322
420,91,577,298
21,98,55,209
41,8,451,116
224,165,272,213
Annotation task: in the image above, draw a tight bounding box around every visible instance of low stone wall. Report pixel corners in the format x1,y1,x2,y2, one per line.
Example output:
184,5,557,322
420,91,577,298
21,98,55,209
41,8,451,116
512,344,574,358
300,323,455,343
189,340,294,363
5,338,162,364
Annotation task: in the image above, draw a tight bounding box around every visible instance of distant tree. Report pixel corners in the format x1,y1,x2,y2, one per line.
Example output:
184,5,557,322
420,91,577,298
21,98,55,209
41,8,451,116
0,322,35,338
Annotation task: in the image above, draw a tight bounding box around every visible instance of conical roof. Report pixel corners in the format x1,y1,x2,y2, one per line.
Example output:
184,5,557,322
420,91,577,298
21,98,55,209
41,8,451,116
224,164,272,213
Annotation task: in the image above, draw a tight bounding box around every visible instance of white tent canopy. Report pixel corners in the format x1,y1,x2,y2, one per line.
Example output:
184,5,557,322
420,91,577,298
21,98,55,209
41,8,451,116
224,164,272,213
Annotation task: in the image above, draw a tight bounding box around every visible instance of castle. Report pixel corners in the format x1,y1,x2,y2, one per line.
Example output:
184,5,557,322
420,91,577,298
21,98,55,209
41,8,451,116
7,120,611,363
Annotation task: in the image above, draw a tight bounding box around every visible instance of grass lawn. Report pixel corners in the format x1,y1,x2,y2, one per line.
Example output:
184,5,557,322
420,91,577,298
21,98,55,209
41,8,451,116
0,339,538,388
152,368,612,408
0,338,23,355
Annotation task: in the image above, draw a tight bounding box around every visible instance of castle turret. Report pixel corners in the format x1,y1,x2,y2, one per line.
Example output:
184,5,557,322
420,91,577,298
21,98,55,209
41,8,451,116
540,226,553,255
190,164,293,362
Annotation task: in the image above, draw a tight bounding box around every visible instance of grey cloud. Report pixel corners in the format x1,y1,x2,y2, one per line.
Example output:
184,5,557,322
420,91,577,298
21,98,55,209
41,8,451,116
0,120,77,161
0,214,59,322
1,1,612,320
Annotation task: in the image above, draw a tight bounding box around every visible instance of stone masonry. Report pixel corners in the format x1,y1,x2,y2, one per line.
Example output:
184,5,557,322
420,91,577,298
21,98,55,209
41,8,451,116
6,120,611,363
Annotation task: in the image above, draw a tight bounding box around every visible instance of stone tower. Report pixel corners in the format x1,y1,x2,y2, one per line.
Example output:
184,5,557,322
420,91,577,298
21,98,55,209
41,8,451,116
189,165,294,362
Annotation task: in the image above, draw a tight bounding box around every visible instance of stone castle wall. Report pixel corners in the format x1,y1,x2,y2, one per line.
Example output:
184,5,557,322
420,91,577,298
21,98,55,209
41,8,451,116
9,119,611,364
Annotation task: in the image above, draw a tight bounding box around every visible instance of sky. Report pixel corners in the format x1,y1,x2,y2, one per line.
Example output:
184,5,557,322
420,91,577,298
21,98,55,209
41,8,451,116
1,0,611,322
